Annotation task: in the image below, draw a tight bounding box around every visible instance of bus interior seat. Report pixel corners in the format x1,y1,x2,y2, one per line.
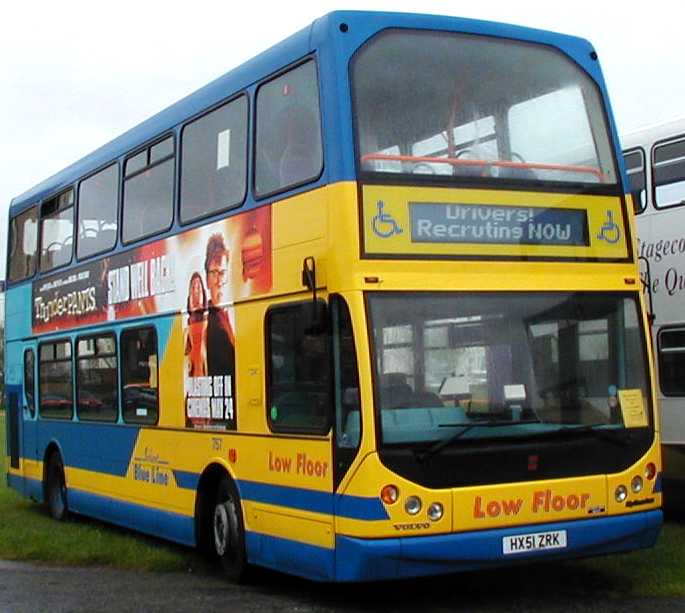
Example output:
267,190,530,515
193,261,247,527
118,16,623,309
380,372,413,409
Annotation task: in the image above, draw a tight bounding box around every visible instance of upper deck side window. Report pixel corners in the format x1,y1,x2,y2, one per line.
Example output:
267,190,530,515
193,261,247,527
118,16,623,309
254,60,323,198
77,163,119,259
181,95,248,223
8,205,38,282
654,136,685,209
122,136,175,244
623,148,647,213
40,189,75,272
352,30,617,188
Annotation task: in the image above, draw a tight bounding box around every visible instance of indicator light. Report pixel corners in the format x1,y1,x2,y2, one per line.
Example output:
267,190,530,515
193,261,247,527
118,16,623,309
380,485,399,505
645,463,657,480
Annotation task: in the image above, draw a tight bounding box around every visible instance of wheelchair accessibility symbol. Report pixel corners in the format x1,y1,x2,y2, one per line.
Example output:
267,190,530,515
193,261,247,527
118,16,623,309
596,210,620,244
372,201,403,238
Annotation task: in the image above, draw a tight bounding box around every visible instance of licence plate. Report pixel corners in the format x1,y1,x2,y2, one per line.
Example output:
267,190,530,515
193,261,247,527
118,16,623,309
502,530,567,555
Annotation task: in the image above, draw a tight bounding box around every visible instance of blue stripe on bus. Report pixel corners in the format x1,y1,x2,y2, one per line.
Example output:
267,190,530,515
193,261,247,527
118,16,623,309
172,470,199,490
236,479,389,520
7,473,43,502
68,487,196,547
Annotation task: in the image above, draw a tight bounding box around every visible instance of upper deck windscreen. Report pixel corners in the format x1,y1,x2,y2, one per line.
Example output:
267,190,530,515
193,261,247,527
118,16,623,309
352,30,617,188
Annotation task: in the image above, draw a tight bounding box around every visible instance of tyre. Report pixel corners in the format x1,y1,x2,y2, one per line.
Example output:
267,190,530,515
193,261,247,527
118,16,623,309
46,453,68,521
212,476,248,582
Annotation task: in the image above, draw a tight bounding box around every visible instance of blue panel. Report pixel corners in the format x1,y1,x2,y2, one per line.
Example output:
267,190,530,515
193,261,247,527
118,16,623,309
245,531,335,581
5,285,33,341
334,510,662,581
68,487,195,546
28,421,140,477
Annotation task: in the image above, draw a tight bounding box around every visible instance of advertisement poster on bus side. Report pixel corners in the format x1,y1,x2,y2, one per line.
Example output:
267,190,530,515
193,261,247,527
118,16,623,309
32,206,272,430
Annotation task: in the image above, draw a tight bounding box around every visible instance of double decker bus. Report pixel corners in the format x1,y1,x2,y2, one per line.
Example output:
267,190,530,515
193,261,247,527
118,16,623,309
623,117,685,495
5,11,661,582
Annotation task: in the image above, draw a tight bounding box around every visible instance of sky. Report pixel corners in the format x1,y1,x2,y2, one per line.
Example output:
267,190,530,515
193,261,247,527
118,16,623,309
2,0,683,279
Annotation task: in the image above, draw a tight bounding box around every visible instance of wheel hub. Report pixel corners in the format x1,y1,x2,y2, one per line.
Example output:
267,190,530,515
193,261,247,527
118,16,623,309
213,502,230,556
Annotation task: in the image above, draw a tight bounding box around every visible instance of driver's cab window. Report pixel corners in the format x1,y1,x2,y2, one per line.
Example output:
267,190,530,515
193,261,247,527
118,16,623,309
267,301,331,433
40,189,74,271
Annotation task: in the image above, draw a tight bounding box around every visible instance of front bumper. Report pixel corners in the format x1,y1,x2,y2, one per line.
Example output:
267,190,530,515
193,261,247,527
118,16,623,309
335,510,662,582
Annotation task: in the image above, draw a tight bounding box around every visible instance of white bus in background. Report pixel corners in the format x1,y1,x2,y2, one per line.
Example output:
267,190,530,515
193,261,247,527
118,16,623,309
623,117,685,496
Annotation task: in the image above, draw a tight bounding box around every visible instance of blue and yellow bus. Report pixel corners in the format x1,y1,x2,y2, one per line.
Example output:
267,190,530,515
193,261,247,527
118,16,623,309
5,11,661,582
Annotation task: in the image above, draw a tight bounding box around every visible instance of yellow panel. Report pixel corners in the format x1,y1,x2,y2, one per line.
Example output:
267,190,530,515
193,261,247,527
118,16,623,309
245,501,334,549
453,477,607,531
362,185,630,260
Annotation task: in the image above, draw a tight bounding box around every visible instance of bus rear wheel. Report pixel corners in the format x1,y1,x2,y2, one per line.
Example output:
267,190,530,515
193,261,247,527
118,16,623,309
212,477,248,582
46,453,68,521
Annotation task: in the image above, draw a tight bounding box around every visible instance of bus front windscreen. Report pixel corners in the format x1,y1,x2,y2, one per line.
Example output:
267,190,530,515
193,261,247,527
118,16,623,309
368,292,650,448
352,30,617,186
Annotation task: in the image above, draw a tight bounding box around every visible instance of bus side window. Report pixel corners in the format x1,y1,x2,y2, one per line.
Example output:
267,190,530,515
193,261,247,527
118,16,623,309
122,137,175,244
654,137,685,208
623,148,647,213
39,341,73,420
266,301,331,433
121,327,159,424
77,164,119,259
255,60,323,197
77,334,118,422
180,95,248,223
658,328,685,396
8,206,38,282
40,189,74,272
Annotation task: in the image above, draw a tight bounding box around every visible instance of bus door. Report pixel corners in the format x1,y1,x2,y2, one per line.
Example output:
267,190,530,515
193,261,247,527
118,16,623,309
21,344,38,471
262,299,335,576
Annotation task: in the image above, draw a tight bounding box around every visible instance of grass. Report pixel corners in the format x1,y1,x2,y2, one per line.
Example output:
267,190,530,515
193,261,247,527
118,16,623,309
2,410,685,596
0,410,205,572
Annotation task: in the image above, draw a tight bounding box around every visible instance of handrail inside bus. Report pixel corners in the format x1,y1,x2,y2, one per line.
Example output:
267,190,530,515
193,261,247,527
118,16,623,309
360,153,605,181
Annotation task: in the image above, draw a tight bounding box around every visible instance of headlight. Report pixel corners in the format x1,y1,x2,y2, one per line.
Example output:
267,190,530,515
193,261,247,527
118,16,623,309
631,475,644,493
427,502,443,521
615,485,628,502
405,496,422,515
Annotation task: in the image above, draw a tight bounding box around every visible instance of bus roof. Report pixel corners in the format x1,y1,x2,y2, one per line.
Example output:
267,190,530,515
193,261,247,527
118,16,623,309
9,10,599,218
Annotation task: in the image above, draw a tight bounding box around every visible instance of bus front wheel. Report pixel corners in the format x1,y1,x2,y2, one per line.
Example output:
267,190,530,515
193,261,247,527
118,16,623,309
212,477,248,582
46,453,68,521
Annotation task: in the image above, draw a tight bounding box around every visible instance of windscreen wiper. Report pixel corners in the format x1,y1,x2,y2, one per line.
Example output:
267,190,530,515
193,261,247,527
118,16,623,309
416,419,542,463
553,423,630,447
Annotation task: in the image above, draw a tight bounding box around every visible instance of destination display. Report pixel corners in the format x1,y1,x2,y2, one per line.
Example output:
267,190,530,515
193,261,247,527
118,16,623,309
362,185,630,261
410,203,588,246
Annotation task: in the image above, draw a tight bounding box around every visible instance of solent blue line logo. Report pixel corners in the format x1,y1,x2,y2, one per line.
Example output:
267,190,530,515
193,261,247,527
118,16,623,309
596,210,621,244
372,201,403,238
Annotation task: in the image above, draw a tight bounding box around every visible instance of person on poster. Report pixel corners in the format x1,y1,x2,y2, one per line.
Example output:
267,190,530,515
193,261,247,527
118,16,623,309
184,271,207,377
204,233,236,378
